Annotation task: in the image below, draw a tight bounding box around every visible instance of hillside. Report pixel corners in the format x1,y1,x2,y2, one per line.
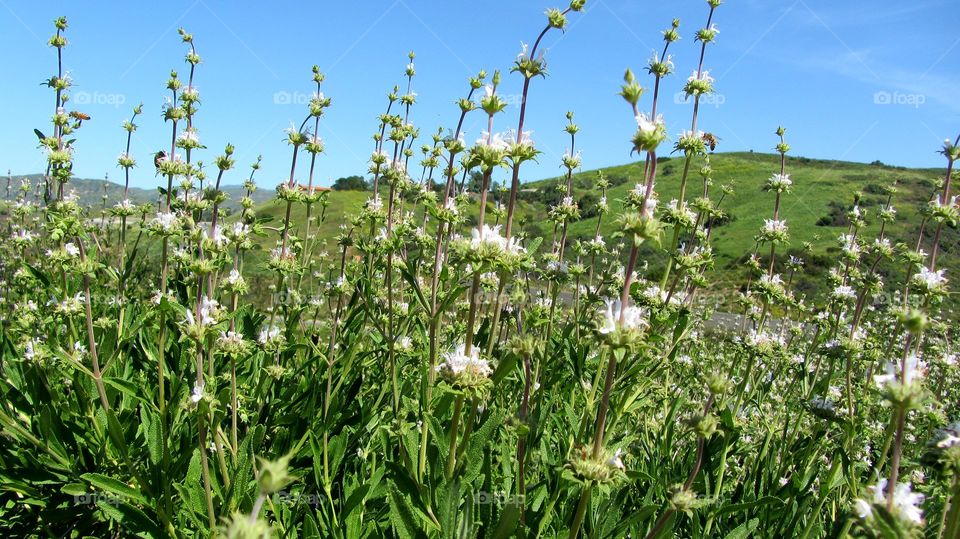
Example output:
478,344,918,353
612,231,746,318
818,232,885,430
242,152,955,310
6,152,954,311
524,151,954,299
1,173,273,214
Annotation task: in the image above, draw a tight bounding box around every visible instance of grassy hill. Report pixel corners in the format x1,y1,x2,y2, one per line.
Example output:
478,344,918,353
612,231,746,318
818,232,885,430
240,151,955,312
523,152,954,298
6,152,954,312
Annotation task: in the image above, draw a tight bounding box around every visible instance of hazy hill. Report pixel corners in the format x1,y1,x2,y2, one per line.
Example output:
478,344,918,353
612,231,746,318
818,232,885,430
1,173,273,214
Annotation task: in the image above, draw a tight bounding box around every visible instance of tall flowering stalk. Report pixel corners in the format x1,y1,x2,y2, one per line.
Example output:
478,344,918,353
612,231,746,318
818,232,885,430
383,53,417,416
883,134,958,518
112,104,142,337
660,2,720,289
502,1,584,240
417,71,482,482
298,67,332,289
43,16,70,202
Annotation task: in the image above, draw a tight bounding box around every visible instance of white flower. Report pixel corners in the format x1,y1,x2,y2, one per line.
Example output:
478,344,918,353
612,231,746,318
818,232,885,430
766,173,792,189
598,298,648,334
438,344,492,378
679,129,706,142
839,234,861,256
24,340,39,361
516,41,544,63
191,382,205,403
746,330,784,350
517,41,529,61
513,129,535,148
389,159,406,174
64,242,80,257
224,269,245,288
665,199,697,223
258,325,282,345
114,198,134,211
152,212,178,232
687,70,714,84
760,273,784,286
874,354,925,388
635,112,664,134
763,219,788,234
912,267,947,291
475,131,509,151
862,479,924,525
219,331,245,347
203,226,228,248
853,498,872,519
607,448,625,471
178,128,200,145
199,296,218,326
645,193,659,215
12,228,35,242
443,198,459,216
832,285,856,300
470,224,507,251
231,222,249,238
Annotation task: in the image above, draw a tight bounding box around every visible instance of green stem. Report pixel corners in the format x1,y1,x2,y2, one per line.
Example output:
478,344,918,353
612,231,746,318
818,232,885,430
446,394,465,478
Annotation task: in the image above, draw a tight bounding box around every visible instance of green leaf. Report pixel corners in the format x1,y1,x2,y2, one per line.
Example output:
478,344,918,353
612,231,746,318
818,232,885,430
143,408,162,466
715,496,783,517
60,483,89,496
303,512,321,538
722,517,759,539
490,503,521,539
81,473,147,506
388,483,426,539
95,500,164,538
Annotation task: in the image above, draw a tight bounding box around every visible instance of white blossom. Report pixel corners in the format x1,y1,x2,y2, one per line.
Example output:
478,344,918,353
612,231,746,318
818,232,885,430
598,298,648,334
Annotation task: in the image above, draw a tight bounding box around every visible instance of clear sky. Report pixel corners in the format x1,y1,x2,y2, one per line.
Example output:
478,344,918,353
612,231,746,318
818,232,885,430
2,0,957,189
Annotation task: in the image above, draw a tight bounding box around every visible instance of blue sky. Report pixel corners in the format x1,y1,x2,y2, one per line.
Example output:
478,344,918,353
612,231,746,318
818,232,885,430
2,0,957,189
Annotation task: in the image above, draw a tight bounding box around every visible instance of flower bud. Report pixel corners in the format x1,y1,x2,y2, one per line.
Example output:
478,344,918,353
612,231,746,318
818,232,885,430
256,455,294,494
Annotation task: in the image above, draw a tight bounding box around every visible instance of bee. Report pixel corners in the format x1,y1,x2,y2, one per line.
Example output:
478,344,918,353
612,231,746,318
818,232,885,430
154,151,167,171
701,132,720,152
68,111,90,126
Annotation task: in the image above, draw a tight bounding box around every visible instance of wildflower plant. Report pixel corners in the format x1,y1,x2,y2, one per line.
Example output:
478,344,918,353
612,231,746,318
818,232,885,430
1,4,960,539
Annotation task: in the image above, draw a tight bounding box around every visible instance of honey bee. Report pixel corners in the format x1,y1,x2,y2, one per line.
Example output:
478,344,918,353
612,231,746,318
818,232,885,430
701,132,720,152
154,151,167,171
68,111,90,126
